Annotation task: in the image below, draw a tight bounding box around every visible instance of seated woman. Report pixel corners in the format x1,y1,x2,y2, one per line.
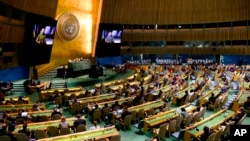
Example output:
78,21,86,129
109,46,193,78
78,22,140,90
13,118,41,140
58,117,69,129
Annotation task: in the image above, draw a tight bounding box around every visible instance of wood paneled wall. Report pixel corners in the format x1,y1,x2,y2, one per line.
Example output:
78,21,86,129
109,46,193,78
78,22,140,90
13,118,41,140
101,0,250,24
0,0,58,69
120,46,249,55
0,0,58,18
122,28,250,41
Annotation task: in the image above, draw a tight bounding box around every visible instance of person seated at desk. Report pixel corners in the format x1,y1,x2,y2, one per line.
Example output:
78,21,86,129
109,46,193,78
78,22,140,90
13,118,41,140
4,100,13,105
120,107,131,121
209,78,217,90
157,90,163,100
58,117,70,129
132,94,141,106
0,81,13,96
17,109,29,121
90,104,100,117
243,97,250,111
206,92,220,107
23,79,37,94
0,125,16,141
192,107,200,121
73,114,86,131
179,91,189,106
180,108,189,119
159,103,168,113
51,107,62,118
200,126,212,141
17,96,28,104
18,122,31,138
89,120,100,130
111,101,121,110
228,108,245,125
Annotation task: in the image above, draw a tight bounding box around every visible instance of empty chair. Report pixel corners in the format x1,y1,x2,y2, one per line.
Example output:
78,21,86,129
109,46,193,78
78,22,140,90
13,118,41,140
146,108,155,117
76,124,87,133
60,127,71,135
175,116,183,130
71,102,82,115
102,107,111,122
205,132,216,141
34,130,47,139
52,114,61,120
166,119,177,137
153,123,167,141
16,133,28,141
137,109,145,121
120,115,132,130
0,135,11,141
130,110,137,124
47,126,59,137
54,96,62,107
93,109,102,122
200,107,207,120
185,114,193,127
214,128,223,141
109,134,121,141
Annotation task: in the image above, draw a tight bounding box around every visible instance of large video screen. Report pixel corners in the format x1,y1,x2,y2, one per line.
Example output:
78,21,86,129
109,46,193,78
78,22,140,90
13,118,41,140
95,24,123,57
19,13,57,66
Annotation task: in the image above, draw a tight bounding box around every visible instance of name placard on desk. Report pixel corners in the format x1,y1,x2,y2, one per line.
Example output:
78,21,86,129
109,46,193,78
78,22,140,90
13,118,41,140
230,125,250,140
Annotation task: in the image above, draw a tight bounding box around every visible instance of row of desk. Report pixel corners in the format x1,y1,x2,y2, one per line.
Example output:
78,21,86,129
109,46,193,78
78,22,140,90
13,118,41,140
8,109,54,118
1,96,30,104
0,103,45,112
38,126,119,141
184,109,235,141
199,87,221,107
232,90,249,112
69,93,116,106
144,103,196,132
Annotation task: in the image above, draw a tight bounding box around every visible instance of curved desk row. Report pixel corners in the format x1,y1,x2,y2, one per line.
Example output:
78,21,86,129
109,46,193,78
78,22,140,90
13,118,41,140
37,126,119,141
184,109,235,141
144,103,196,132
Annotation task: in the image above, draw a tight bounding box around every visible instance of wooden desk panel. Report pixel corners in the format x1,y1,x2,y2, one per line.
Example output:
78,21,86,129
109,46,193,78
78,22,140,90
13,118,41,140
13,117,77,134
0,103,45,112
37,126,119,141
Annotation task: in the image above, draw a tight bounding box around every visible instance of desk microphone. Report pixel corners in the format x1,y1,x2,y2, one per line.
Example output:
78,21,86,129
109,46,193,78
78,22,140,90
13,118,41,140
195,127,199,131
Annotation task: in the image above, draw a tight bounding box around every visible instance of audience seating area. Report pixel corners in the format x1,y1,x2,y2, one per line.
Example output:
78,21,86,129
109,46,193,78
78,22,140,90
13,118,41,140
0,64,250,141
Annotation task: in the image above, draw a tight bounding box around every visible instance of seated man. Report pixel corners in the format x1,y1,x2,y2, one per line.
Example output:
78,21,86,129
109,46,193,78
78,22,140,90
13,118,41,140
243,97,250,112
23,79,50,94
120,107,131,121
200,126,212,141
73,114,86,131
230,109,245,125
89,120,100,130
0,81,13,96
18,122,31,138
